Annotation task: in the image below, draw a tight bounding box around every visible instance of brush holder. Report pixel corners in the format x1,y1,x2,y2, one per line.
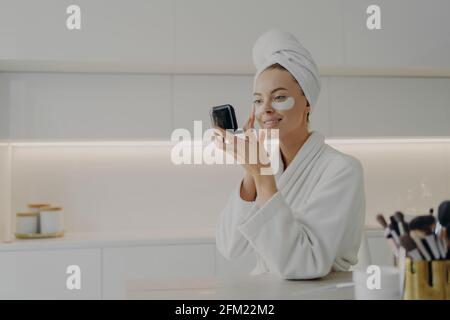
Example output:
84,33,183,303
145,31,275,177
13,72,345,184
404,258,450,300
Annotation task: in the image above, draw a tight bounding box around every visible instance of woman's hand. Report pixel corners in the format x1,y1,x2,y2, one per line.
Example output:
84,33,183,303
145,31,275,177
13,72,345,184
214,105,277,206
213,105,268,177
243,105,256,132
240,105,257,202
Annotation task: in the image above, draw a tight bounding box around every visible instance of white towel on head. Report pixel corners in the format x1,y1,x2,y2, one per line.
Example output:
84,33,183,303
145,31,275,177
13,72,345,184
252,29,321,110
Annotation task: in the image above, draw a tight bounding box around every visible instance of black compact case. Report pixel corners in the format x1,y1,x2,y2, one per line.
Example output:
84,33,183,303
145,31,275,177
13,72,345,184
210,104,238,131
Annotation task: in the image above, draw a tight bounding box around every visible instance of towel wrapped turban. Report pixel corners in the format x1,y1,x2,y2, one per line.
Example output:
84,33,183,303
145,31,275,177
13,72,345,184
252,29,321,111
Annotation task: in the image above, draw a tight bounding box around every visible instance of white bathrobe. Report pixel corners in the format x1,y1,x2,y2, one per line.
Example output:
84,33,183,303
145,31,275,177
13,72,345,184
215,131,365,279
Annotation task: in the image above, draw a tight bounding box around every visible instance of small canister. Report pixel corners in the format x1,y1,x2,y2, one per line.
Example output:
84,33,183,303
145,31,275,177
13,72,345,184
28,203,51,211
16,212,39,234
39,207,63,234
28,203,51,233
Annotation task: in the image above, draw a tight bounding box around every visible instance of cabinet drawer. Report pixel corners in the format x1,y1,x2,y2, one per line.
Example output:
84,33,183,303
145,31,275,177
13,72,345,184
0,248,101,299
103,244,215,299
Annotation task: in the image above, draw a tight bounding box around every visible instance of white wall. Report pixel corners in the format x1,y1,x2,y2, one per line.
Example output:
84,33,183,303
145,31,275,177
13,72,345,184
11,145,242,233
336,142,450,225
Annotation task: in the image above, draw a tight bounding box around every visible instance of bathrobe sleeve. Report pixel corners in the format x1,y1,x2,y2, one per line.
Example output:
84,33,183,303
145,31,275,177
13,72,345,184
238,157,365,279
215,179,257,259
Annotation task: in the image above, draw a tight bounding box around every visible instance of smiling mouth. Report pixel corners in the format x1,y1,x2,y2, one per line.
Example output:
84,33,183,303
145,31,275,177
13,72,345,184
263,118,282,126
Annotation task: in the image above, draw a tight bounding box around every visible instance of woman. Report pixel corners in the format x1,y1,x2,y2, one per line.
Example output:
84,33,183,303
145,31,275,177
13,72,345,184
214,30,366,279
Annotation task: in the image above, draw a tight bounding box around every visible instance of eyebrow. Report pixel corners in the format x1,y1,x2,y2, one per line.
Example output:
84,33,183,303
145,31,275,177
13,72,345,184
253,87,288,96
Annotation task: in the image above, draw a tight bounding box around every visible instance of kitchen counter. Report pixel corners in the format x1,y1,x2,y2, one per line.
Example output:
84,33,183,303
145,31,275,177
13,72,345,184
0,229,216,251
126,271,355,300
0,228,383,251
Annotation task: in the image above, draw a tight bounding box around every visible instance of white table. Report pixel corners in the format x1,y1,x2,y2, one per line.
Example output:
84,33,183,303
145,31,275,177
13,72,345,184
126,272,355,300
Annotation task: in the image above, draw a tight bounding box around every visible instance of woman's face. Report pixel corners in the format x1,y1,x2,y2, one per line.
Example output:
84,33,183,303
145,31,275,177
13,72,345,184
253,67,310,139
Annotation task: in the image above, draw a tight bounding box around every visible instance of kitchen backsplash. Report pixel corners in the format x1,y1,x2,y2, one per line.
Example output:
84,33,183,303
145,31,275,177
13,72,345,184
0,140,447,236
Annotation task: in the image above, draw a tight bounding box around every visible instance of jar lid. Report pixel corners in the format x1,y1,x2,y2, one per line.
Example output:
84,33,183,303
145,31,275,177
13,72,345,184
17,212,39,217
28,203,51,208
41,207,63,211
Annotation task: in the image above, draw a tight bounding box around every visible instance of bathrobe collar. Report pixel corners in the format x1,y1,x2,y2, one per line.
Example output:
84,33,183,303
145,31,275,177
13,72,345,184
276,131,326,191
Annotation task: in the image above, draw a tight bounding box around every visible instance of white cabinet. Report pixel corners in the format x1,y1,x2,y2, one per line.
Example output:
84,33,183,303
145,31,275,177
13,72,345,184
0,75,9,139
329,76,450,137
0,248,102,299
0,230,394,299
343,0,450,71
1,0,449,74
1,73,173,140
175,0,344,69
173,75,254,131
0,0,175,65
102,244,215,299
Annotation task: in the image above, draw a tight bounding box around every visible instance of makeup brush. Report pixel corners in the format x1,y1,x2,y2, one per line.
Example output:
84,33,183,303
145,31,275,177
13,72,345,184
399,234,423,261
437,200,450,240
376,214,399,256
409,215,436,235
410,228,442,260
436,235,447,259
438,201,450,226
394,211,409,235
441,226,450,259
410,232,431,261
409,214,436,259
410,229,437,259
440,225,448,242
389,216,400,239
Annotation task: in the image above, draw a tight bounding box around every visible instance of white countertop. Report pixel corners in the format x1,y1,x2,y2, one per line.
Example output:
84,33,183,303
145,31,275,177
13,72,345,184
0,229,216,251
126,272,355,300
0,227,384,252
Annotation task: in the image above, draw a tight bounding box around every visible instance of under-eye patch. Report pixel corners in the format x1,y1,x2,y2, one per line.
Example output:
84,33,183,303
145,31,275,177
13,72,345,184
254,96,295,113
272,96,295,110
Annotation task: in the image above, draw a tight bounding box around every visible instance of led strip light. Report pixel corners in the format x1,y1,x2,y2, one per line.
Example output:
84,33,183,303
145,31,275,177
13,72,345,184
1,137,450,147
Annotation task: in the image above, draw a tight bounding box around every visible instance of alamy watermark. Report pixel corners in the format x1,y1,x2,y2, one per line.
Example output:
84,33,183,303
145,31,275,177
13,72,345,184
170,121,281,176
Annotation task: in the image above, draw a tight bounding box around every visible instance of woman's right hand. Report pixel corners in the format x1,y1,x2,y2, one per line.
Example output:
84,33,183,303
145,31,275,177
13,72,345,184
243,105,256,131
240,105,257,202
